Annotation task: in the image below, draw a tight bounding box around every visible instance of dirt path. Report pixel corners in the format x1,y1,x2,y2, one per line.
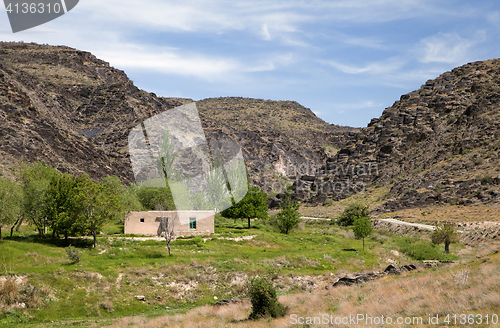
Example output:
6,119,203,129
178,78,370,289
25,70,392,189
301,216,332,221
378,218,436,231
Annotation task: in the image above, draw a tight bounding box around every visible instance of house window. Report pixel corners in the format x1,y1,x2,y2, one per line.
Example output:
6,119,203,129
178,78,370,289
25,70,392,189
189,217,196,229
140,218,145,223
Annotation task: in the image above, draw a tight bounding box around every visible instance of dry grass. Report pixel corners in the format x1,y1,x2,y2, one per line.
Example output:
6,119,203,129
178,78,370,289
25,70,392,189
0,277,18,306
382,203,500,224
101,250,500,328
299,186,392,219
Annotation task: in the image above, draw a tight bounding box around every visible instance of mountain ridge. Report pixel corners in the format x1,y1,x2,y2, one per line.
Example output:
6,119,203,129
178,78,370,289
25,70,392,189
1,41,499,211
0,41,353,190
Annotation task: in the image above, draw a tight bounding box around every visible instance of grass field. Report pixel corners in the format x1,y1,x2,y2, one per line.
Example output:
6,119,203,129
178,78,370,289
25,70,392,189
0,210,488,327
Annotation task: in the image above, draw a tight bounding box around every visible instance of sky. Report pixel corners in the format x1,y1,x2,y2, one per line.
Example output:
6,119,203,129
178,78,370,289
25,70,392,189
1,0,500,127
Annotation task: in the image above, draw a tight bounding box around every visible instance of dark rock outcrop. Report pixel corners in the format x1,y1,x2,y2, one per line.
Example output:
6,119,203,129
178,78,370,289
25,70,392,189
331,263,441,288
296,59,500,210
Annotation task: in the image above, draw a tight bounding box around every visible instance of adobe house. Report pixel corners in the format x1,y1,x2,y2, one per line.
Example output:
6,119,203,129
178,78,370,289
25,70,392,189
124,210,215,237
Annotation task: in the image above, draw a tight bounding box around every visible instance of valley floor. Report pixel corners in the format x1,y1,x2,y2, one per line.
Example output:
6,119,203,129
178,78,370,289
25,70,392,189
1,203,499,327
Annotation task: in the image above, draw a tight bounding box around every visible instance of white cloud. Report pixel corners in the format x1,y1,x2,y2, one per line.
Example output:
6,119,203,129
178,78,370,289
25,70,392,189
322,57,404,75
96,47,240,82
329,31,386,49
332,100,381,110
487,11,500,27
261,24,271,40
93,44,296,82
418,32,486,64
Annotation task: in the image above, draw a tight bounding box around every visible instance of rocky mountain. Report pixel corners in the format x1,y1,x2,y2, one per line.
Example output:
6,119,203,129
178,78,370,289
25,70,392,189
0,42,354,189
296,59,500,210
2,42,499,211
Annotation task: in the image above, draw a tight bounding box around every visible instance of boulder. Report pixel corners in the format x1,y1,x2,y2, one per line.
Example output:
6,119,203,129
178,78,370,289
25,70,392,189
384,264,401,275
332,271,383,287
267,197,282,209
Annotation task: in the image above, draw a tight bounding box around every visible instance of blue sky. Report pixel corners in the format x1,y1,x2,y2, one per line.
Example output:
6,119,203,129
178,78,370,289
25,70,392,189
1,0,500,127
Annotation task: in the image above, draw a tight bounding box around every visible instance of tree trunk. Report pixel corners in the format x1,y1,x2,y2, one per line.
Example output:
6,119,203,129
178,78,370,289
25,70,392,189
93,231,97,248
0,225,3,241
167,241,171,256
16,218,23,232
362,238,365,251
444,241,450,254
10,219,20,238
248,218,250,229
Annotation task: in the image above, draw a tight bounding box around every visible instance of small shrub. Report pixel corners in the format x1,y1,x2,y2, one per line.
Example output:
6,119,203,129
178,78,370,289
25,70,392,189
481,175,492,184
269,187,300,234
100,300,114,312
471,157,483,166
0,276,19,305
323,198,334,207
247,277,287,319
66,247,80,264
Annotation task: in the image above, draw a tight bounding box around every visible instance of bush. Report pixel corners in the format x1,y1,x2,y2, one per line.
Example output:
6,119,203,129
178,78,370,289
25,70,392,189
323,198,334,207
269,186,300,234
66,246,80,264
247,277,287,319
0,276,18,306
481,175,492,184
337,203,370,226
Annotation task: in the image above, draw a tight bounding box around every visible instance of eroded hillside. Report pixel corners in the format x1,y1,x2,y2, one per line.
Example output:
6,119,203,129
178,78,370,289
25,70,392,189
296,59,500,210
0,42,353,189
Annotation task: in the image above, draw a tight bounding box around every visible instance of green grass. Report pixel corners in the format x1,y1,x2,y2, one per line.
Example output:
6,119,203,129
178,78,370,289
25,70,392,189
394,237,460,261
0,218,463,327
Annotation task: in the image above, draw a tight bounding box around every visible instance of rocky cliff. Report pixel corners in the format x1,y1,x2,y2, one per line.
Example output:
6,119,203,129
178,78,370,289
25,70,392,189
0,42,353,189
295,59,500,210
2,42,498,210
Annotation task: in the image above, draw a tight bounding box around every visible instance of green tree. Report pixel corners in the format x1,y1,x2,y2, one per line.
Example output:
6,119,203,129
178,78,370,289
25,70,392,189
77,175,120,248
221,187,268,228
269,187,300,234
102,176,142,215
353,216,373,251
0,178,22,241
18,162,60,238
43,173,82,242
337,203,370,226
136,186,175,211
432,223,459,254
247,276,287,319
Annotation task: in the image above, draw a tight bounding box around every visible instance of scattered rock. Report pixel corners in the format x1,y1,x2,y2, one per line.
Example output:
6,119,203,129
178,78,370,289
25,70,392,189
330,263,442,288
213,298,249,306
